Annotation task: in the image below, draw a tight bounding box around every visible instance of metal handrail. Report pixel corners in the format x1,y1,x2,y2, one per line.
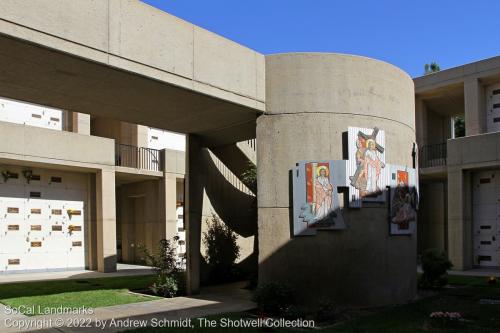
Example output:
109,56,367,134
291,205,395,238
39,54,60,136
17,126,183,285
115,143,163,172
419,143,447,168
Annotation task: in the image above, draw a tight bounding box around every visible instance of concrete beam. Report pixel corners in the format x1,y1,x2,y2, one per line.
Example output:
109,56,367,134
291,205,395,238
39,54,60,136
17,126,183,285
0,1,263,146
0,0,265,109
414,55,500,93
0,34,258,146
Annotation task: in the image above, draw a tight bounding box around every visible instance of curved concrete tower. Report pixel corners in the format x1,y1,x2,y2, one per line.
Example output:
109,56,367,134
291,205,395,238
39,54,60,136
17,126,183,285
257,53,416,307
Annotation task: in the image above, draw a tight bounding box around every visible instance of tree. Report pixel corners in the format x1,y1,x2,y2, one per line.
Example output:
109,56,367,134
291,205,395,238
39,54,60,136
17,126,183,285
424,62,441,75
241,162,257,194
454,116,465,137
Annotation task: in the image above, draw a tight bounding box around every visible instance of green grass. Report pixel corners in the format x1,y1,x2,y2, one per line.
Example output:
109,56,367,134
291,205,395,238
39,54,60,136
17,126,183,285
0,275,158,315
124,275,500,333
330,282,500,333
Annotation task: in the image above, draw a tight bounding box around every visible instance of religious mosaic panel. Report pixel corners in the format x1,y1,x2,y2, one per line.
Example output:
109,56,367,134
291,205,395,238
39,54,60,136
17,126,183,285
293,160,346,236
389,165,418,235
347,127,387,207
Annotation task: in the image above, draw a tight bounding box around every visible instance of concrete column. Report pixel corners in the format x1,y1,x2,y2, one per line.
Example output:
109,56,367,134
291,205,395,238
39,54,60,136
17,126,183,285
463,171,473,268
96,168,117,272
136,125,149,148
415,97,428,146
70,112,91,135
160,173,179,240
464,77,486,136
447,167,472,270
88,173,98,270
185,135,204,295
161,148,186,240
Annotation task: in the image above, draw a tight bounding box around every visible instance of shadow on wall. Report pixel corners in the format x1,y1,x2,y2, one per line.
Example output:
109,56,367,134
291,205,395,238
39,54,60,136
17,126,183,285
416,180,447,255
199,148,258,283
116,180,167,265
258,187,418,308
202,149,256,237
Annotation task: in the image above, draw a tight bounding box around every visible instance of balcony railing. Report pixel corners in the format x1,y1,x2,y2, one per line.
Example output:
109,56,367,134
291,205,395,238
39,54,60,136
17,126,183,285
419,143,447,168
115,143,163,172
246,139,256,151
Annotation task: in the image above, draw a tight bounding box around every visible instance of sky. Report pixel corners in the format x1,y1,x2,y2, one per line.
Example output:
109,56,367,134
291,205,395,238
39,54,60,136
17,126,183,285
143,0,500,78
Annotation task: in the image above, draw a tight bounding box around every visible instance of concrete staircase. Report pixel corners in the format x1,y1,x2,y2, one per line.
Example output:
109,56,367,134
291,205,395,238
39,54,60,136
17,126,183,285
210,139,256,193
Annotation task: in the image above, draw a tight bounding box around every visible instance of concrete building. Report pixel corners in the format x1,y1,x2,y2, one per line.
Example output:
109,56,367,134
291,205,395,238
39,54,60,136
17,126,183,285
0,1,259,282
0,95,257,276
415,56,500,270
0,97,186,273
4,0,490,308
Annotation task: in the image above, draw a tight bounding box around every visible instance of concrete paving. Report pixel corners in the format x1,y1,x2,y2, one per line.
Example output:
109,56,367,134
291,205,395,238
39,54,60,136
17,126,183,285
448,267,500,278
0,281,254,333
0,264,154,284
417,266,500,277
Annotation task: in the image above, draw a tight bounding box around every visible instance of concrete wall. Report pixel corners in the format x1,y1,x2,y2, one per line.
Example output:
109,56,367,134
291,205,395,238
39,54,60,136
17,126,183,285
117,145,256,278
0,121,117,272
91,118,145,146
117,180,167,263
417,181,447,254
414,56,500,271
199,150,257,281
258,53,416,307
446,131,500,269
426,111,452,145
186,137,258,292
0,121,114,168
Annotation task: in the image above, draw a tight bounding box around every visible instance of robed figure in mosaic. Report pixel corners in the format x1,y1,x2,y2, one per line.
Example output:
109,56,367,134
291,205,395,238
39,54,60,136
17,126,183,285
314,166,333,220
350,128,385,197
391,170,418,230
364,139,384,194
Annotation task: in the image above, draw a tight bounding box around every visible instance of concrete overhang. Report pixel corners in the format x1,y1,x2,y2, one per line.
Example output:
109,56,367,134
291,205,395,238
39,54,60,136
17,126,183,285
0,121,115,171
115,167,163,186
412,57,500,116
414,55,500,94
419,166,447,181
0,1,265,147
415,82,464,117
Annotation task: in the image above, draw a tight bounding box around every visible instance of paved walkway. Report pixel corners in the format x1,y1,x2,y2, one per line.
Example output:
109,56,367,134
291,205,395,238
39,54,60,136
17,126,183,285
0,281,255,333
448,267,500,277
0,264,154,284
417,266,500,277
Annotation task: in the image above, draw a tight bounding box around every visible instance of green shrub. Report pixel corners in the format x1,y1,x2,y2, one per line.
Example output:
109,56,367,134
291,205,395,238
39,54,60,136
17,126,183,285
419,248,453,289
150,275,178,298
253,282,296,317
173,270,187,295
241,162,257,193
139,237,182,297
203,213,240,283
140,237,180,277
